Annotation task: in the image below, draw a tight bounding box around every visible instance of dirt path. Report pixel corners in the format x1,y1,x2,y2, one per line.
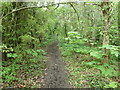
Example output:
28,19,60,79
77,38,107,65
42,42,70,88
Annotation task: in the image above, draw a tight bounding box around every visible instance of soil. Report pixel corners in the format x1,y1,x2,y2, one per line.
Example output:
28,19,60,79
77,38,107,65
42,41,70,88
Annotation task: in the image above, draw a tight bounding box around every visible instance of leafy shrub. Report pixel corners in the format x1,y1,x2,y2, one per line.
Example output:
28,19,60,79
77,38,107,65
2,46,47,87
1,44,14,53
104,81,118,88
99,45,119,58
90,50,103,59
25,49,38,57
65,31,85,44
94,64,118,77
2,64,19,85
7,53,18,58
20,34,34,43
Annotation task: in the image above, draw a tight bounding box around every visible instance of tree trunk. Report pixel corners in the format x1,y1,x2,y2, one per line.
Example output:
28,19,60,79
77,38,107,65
101,1,111,63
118,2,120,43
64,23,68,37
84,3,91,46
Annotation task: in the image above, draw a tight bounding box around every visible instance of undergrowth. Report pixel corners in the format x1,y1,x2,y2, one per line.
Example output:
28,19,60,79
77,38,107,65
59,43,119,88
59,31,119,88
2,44,47,88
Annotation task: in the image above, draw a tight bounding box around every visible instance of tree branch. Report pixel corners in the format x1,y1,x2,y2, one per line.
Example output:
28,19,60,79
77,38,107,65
54,4,60,10
70,3,80,25
1,2,77,19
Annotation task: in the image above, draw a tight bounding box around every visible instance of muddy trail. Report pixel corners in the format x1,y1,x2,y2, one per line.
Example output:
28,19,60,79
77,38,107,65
42,42,70,88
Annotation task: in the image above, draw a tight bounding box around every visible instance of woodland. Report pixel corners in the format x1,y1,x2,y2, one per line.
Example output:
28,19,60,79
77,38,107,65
0,1,120,88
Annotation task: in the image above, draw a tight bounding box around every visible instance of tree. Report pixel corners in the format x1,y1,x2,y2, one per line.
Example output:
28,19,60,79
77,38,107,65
100,1,111,62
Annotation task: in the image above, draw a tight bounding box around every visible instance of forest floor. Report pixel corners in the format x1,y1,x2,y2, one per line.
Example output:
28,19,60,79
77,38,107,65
41,41,71,88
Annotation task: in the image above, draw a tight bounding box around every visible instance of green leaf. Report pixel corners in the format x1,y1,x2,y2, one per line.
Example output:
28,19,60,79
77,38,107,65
7,53,17,58
36,49,41,52
85,61,98,65
26,49,32,54
32,52,38,56
97,66,105,71
109,82,118,88
90,51,102,59
111,50,118,57
102,70,110,76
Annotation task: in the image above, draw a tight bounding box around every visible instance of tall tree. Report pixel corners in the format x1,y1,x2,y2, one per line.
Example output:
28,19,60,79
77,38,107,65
100,1,111,62
118,2,120,44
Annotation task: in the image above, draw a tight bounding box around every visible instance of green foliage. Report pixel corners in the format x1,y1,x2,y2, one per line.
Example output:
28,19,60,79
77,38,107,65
7,53,17,58
100,45,119,57
84,61,98,66
65,31,85,44
74,46,91,54
94,64,118,77
1,1,119,88
104,82,118,88
2,64,19,85
25,49,47,57
20,35,34,43
90,51,103,59
1,44,13,53
2,46,47,87
60,33,119,88
25,49,38,56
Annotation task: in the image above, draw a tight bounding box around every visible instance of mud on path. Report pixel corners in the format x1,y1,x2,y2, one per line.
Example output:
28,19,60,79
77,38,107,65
42,42,70,88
